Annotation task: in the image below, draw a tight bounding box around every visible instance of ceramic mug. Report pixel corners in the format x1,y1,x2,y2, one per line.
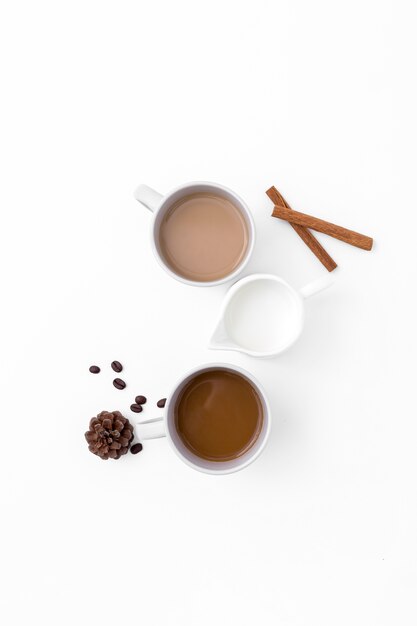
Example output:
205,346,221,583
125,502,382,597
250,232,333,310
209,273,334,358
134,181,255,287
135,363,271,475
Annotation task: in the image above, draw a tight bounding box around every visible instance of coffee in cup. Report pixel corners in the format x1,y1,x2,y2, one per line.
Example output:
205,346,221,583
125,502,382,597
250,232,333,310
174,368,263,462
158,192,249,282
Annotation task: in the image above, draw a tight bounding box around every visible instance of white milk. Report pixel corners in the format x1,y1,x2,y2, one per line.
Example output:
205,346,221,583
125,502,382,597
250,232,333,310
224,278,301,353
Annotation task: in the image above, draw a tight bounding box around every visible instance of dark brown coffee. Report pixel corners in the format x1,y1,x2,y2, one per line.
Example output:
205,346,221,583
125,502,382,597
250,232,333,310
175,369,263,462
158,192,249,282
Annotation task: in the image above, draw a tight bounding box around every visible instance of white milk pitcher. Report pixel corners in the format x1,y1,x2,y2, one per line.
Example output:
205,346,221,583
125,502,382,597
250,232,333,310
209,273,334,358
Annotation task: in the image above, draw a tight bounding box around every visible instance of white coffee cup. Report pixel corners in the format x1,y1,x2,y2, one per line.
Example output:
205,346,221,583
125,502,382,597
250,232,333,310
134,181,255,287
135,363,270,475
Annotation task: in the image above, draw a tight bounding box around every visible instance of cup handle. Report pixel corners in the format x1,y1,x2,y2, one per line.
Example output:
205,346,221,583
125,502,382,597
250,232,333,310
299,273,334,299
134,184,163,212
135,416,166,440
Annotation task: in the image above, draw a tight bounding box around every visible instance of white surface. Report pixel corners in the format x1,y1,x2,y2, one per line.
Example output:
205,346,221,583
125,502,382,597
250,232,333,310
0,1,416,625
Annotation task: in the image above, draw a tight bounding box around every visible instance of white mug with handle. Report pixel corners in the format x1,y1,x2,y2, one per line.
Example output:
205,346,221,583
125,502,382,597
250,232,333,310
134,181,255,287
135,363,271,475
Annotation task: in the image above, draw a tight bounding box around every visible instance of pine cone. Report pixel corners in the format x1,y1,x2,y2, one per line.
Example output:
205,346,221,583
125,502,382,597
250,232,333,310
85,411,134,460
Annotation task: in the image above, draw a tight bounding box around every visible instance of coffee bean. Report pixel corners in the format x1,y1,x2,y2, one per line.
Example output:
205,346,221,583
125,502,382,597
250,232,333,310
135,395,147,405
157,398,166,408
89,365,100,374
130,403,143,413
113,378,126,390
130,443,143,455
111,361,123,373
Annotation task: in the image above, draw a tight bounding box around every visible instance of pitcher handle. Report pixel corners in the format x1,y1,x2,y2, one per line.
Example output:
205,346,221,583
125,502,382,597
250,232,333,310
299,274,334,299
134,184,163,212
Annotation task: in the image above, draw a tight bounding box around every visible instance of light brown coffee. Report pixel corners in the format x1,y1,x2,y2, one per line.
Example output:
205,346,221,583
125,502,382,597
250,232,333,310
158,192,249,282
175,369,263,462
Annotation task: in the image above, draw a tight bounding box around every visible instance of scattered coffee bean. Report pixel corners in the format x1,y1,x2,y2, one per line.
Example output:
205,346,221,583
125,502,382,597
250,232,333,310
157,398,166,408
130,443,143,455
111,360,123,373
113,378,126,390
135,395,147,405
89,365,100,374
130,403,143,413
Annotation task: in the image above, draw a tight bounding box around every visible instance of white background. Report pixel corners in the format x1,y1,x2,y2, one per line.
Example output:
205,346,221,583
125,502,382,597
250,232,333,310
1,1,416,624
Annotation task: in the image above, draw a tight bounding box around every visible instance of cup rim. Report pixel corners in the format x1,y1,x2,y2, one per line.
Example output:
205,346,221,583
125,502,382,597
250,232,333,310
163,362,271,475
150,181,256,287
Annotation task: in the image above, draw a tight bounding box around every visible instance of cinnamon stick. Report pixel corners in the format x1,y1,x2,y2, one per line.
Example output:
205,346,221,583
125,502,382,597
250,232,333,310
266,186,337,272
272,205,373,251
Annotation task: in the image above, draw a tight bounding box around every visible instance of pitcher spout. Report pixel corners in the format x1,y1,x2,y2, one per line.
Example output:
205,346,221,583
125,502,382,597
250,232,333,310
208,320,239,351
